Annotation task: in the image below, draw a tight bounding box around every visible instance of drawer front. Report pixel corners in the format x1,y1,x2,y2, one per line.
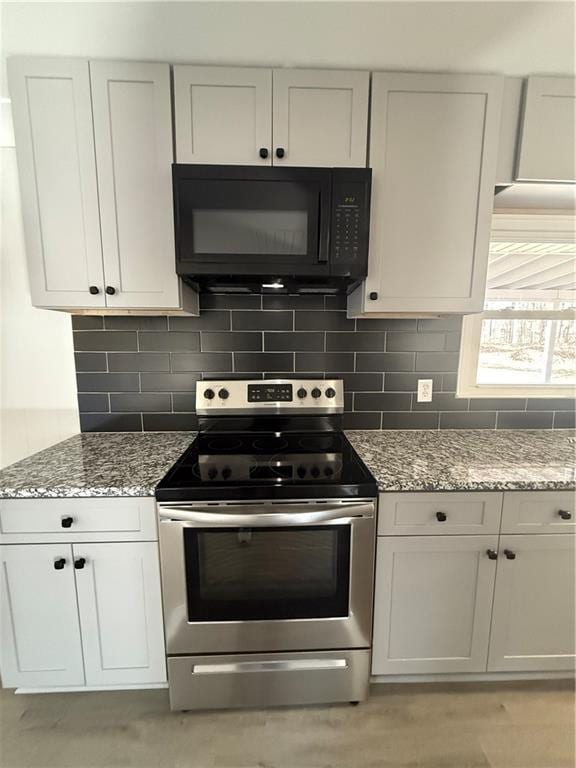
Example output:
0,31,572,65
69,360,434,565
502,492,576,534
167,650,370,711
378,492,502,536
0,498,157,543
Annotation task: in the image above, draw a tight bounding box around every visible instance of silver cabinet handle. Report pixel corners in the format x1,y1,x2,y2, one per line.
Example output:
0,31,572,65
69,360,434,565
192,659,347,675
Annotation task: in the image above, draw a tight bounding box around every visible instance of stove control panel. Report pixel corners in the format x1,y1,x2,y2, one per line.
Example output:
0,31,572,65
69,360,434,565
196,379,344,415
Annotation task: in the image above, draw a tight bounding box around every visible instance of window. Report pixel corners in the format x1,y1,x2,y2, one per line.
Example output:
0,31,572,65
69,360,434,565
458,214,576,398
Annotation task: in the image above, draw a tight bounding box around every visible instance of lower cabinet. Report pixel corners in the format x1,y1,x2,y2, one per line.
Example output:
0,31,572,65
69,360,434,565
372,535,498,674
488,534,575,672
373,491,576,678
0,540,166,689
0,544,85,688
74,542,166,686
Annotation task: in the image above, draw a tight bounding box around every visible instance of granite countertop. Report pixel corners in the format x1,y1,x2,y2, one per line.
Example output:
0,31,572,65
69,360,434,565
0,429,574,499
0,432,196,498
347,429,576,492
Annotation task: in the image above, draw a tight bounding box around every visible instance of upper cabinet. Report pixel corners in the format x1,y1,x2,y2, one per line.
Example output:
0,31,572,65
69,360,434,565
173,66,369,167
8,57,196,313
516,76,576,183
90,61,180,309
173,66,273,165
348,72,503,316
272,69,369,167
7,58,105,309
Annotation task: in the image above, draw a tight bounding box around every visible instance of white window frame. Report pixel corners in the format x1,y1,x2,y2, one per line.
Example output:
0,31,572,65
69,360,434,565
457,213,576,399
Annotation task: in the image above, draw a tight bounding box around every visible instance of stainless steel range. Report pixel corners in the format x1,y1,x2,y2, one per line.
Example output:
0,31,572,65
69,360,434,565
155,379,378,711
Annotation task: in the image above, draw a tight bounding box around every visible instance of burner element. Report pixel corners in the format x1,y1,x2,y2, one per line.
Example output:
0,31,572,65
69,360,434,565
252,436,289,452
207,437,244,452
298,435,334,451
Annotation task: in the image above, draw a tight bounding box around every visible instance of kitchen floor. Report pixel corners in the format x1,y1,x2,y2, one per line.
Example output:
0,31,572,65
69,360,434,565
0,681,574,768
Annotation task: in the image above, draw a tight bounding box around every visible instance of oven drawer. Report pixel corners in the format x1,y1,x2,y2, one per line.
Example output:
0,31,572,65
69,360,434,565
0,498,157,543
167,650,370,711
378,492,502,536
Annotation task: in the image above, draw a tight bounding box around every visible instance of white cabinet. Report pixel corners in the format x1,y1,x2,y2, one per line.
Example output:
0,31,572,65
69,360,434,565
517,76,576,182
90,61,181,309
0,544,85,688
348,72,503,316
488,535,575,672
501,491,575,535
173,66,273,165
8,56,195,313
0,498,166,690
173,66,368,167
74,542,166,686
372,535,498,675
272,69,369,167
378,492,502,536
7,58,105,309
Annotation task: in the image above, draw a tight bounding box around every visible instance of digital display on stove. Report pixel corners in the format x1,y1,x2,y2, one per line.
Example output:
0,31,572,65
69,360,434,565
247,384,293,402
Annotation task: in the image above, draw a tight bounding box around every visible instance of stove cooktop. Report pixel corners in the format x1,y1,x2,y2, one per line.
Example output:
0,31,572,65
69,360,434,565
155,431,378,501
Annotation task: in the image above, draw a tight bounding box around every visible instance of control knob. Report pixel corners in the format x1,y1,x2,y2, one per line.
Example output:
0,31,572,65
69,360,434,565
310,466,320,478
311,387,322,399
221,467,231,480
218,388,229,400
208,468,218,480
325,387,336,399
296,466,306,479
204,389,215,400
297,388,308,399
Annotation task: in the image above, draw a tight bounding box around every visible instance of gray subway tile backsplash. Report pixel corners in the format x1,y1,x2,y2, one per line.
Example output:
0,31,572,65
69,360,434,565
72,298,573,432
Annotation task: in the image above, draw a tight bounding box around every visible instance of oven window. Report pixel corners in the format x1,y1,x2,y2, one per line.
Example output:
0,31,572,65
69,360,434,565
193,210,308,255
184,525,350,621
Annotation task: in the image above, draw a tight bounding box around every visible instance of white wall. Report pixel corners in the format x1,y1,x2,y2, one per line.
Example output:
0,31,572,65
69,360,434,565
1,1,574,78
0,103,79,469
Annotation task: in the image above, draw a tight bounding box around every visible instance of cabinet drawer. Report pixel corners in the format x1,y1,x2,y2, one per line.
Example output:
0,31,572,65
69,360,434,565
378,492,502,536
0,498,157,543
501,492,576,534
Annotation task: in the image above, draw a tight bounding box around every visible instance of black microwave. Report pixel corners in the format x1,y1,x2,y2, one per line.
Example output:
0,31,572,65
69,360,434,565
173,164,371,294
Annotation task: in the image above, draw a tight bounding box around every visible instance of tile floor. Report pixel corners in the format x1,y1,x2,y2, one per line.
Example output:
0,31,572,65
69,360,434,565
0,680,574,768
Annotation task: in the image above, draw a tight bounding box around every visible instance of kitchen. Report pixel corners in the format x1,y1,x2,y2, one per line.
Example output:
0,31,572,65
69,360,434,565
0,1,575,767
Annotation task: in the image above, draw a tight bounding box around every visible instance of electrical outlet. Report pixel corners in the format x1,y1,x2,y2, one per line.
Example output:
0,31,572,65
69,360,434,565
417,379,433,403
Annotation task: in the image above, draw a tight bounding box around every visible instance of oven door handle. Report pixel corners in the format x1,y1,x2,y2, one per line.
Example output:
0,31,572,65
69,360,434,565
157,502,374,527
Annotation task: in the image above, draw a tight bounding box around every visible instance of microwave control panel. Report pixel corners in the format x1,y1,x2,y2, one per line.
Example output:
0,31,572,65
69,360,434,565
330,171,371,275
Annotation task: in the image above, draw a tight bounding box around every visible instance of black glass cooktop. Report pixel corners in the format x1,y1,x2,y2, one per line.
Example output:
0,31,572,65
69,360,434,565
155,431,377,501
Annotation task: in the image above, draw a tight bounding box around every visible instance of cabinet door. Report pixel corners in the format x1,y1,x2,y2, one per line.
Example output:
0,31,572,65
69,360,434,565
517,76,576,182
173,66,272,165
7,57,104,308
90,61,180,309
355,72,502,315
272,69,369,167
73,542,166,686
372,535,498,675
0,544,84,688
488,534,575,672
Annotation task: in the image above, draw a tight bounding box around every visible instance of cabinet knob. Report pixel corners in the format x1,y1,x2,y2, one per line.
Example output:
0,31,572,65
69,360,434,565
435,511,447,522
558,509,572,520
61,516,74,528
369,292,378,300
89,286,100,295
275,147,285,159
259,147,269,159
504,549,516,560
486,549,498,560
74,557,86,570
105,286,116,295
53,558,66,570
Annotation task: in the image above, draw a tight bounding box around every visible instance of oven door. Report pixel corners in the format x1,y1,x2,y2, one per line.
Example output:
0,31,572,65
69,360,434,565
173,165,331,275
158,500,376,655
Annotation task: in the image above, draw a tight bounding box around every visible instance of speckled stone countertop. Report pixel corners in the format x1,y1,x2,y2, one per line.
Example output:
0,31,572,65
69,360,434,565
346,429,576,492
0,429,574,499
0,432,195,498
